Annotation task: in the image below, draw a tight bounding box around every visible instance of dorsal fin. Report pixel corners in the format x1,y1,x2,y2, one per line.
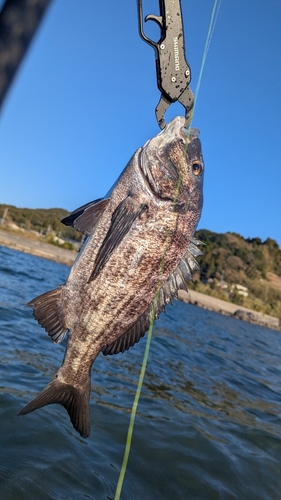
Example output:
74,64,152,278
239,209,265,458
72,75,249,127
61,198,110,236
188,237,204,257
26,287,67,344
102,238,203,356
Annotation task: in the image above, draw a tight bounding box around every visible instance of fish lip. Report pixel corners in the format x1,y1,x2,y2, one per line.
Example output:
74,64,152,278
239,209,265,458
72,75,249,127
160,116,200,143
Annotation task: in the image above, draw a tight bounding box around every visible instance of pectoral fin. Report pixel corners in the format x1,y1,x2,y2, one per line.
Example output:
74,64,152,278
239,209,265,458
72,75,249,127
61,198,110,236
88,197,148,282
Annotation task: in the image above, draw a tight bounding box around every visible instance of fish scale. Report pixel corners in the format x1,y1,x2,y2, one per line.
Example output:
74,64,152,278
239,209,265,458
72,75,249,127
19,116,204,438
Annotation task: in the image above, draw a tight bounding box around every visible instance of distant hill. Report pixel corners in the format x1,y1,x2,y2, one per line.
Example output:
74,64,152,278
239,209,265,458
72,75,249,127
1,204,280,319
0,204,82,243
193,229,281,320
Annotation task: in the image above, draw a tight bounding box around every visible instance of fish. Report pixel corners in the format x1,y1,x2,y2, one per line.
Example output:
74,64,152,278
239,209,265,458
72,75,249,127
18,116,204,438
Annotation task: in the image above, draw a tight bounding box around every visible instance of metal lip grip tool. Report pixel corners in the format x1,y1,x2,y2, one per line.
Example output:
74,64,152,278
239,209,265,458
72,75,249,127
137,0,194,129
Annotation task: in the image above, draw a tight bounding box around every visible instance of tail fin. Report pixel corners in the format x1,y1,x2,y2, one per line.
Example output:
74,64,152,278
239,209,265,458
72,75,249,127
18,378,91,439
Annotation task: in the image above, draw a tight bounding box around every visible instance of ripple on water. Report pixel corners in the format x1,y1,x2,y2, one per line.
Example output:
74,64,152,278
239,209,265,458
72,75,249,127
0,246,281,499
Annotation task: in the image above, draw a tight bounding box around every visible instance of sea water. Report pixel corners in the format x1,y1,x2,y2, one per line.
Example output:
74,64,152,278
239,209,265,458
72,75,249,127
0,245,281,500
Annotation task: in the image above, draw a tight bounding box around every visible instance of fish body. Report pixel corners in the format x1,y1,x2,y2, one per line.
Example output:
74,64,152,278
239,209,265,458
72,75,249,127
19,117,204,438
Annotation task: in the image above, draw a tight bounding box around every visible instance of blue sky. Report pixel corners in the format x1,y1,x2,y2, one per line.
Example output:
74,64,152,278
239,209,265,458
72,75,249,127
0,0,280,246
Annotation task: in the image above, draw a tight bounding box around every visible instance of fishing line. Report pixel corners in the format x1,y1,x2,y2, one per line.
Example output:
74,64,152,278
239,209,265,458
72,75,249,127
113,322,152,500
114,2,222,498
192,0,222,115
114,232,172,500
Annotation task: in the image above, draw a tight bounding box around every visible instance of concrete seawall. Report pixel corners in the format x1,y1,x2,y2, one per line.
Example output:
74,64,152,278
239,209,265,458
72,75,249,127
178,290,281,331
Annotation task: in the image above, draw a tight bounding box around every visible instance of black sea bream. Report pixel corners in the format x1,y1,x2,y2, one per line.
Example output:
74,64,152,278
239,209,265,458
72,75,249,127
19,116,204,438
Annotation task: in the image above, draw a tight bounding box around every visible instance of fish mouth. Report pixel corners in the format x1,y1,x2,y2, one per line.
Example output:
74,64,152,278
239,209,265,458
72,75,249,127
158,116,200,142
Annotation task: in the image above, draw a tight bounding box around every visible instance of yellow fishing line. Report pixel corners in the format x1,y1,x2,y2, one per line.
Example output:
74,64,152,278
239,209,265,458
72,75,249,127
192,0,222,118
114,2,222,498
114,230,172,500
114,296,157,500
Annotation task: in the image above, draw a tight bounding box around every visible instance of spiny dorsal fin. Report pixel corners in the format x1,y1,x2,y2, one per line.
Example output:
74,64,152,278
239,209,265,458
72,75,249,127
61,198,110,236
27,287,67,344
102,238,203,356
176,238,202,280
188,237,204,258
184,250,201,272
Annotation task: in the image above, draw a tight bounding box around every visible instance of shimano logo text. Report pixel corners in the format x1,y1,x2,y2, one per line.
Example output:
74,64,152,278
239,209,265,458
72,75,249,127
173,37,180,71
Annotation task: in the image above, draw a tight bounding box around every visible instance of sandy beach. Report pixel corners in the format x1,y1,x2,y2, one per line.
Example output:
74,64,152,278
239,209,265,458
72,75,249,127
1,229,280,331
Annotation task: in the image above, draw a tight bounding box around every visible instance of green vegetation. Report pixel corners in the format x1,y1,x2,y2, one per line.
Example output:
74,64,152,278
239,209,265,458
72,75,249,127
191,230,281,320
1,204,281,319
45,235,75,250
0,204,82,244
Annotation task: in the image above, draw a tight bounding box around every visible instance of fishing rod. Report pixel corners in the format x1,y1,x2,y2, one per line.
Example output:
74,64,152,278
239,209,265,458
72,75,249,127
0,0,52,111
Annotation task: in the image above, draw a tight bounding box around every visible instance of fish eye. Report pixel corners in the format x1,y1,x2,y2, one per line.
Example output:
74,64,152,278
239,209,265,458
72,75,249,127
192,162,202,176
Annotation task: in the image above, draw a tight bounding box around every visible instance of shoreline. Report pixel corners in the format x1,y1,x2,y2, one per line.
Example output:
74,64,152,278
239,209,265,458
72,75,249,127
178,290,281,331
0,228,77,266
1,229,280,331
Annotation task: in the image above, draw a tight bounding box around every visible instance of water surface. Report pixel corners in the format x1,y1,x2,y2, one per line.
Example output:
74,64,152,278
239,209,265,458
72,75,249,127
0,245,281,499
